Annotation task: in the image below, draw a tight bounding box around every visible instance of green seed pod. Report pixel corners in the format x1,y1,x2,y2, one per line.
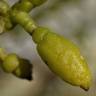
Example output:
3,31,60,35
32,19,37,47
32,27,92,90
13,59,32,80
2,54,19,73
0,48,32,80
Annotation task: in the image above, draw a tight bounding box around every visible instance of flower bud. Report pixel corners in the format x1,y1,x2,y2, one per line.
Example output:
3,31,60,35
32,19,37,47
2,54,19,73
32,27,92,90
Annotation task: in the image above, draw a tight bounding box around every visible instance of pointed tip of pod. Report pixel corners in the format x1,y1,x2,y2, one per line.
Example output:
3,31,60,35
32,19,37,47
80,78,91,91
80,86,89,91
13,58,33,81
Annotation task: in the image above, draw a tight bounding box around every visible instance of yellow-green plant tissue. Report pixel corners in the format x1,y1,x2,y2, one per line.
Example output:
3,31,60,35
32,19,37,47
32,27,92,91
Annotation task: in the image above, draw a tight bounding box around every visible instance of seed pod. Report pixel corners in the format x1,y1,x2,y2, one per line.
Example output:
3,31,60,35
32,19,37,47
32,27,92,90
2,54,19,73
0,48,32,80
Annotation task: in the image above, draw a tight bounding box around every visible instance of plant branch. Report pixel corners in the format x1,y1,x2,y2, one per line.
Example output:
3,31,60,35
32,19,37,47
12,0,47,12
10,10,37,34
0,48,32,80
0,0,47,33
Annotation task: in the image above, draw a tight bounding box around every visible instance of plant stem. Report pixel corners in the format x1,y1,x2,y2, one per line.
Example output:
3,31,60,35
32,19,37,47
12,0,34,12
9,0,47,31
0,0,47,33
10,10,37,34
12,0,47,12
0,48,32,80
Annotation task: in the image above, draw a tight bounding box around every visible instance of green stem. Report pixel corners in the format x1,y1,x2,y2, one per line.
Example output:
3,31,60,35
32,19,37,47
9,0,47,31
0,0,47,33
10,10,37,34
0,48,32,80
12,0,47,12
12,0,34,12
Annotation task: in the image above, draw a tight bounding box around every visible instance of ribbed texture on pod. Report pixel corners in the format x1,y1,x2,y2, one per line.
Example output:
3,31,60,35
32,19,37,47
32,27,49,43
12,0,34,12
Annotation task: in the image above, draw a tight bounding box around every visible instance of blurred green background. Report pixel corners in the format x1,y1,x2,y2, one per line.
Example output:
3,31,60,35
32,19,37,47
0,0,96,96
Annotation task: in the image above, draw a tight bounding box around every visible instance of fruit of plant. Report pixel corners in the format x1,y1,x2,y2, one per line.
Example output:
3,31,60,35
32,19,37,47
0,0,92,90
